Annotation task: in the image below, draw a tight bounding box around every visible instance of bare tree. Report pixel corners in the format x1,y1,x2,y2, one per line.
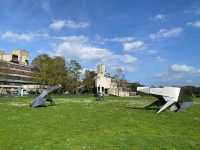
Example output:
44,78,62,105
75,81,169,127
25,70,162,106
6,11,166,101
114,68,128,96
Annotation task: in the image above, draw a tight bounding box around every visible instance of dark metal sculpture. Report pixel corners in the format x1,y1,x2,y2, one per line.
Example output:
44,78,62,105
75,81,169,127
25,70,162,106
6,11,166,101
178,101,192,112
30,85,61,108
96,91,104,101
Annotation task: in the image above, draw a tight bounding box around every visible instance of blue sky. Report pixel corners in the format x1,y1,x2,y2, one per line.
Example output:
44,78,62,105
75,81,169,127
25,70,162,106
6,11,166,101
0,0,200,86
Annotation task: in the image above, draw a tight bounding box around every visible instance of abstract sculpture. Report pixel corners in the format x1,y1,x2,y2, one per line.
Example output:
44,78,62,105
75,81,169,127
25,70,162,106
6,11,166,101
96,91,104,101
30,85,61,108
137,86,192,113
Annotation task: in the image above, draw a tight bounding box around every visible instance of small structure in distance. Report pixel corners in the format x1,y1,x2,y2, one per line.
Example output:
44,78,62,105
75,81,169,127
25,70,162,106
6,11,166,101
95,64,130,97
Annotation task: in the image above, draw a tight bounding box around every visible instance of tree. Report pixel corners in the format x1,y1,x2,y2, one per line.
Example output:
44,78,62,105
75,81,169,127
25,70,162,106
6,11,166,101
32,54,52,85
82,70,96,93
68,60,82,94
32,54,69,89
180,86,200,98
114,68,125,80
114,68,128,96
128,82,144,92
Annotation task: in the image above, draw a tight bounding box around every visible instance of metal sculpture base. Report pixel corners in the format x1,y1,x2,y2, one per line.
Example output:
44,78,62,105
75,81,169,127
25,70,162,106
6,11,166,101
178,101,192,112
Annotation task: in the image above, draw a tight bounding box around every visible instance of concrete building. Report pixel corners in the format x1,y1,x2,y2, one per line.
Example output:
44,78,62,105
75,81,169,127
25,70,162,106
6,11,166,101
0,49,29,65
0,50,41,95
95,64,130,97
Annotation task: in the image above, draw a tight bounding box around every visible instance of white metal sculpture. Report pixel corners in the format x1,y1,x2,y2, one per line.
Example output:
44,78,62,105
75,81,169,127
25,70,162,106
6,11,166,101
137,87,181,113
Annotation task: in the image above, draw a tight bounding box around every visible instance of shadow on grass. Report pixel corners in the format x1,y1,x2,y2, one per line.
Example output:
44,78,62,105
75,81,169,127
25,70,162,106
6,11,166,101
125,106,159,111
29,104,57,108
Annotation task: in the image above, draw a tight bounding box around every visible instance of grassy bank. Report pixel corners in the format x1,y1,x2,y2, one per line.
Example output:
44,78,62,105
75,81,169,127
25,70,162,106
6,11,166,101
0,96,199,149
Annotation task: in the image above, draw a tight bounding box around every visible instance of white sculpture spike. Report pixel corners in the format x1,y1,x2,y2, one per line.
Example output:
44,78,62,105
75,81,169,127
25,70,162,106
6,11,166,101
157,100,175,113
137,87,181,113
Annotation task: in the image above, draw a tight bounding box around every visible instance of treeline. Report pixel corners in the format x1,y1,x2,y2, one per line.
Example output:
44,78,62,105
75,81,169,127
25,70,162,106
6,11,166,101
32,54,96,94
31,54,200,97
181,86,200,98
31,54,144,94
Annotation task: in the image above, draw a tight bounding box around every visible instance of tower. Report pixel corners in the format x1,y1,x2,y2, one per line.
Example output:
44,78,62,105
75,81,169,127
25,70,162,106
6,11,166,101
97,64,106,74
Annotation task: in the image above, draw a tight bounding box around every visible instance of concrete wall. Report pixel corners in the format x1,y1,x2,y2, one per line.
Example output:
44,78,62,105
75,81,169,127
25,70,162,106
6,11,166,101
96,74,111,89
12,50,29,65
2,54,12,62
0,49,29,65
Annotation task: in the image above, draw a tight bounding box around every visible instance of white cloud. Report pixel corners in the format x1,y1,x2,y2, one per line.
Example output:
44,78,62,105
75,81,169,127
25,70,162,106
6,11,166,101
152,14,168,21
122,55,138,64
49,20,65,31
59,42,111,61
171,64,194,73
55,36,111,61
156,72,185,80
156,64,200,85
105,36,135,42
65,20,90,28
2,31,33,41
49,20,90,31
150,27,183,40
54,35,89,42
1,31,48,42
94,35,144,54
94,35,136,44
187,20,200,28
52,35,138,72
123,41,145,52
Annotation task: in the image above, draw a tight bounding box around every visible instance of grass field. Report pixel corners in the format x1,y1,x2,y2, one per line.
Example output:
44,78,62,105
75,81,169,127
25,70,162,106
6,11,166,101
0,95,200,150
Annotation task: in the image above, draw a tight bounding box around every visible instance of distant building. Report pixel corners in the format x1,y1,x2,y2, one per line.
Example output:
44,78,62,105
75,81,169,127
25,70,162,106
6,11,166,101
0,49,29,65
0,50,41,95
95,64,130,97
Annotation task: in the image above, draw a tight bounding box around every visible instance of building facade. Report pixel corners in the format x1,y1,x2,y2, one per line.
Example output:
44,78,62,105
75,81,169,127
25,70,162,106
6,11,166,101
0,49,29,65
0,50,40,95
95,64,130,97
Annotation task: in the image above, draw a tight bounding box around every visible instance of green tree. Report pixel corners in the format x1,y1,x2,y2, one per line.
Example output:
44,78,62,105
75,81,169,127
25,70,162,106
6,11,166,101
128,82,144,92
68,60,82,94
32,54,52,85
32,54,69,89
82,70,96,93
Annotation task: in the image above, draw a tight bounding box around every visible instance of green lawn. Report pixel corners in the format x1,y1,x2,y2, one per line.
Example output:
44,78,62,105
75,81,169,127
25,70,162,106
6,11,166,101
0,95,200,150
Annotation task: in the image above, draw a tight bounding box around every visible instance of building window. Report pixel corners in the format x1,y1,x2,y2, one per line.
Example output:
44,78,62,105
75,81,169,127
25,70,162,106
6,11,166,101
11,55,19,63
102,87,104,92
105,89,108,94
